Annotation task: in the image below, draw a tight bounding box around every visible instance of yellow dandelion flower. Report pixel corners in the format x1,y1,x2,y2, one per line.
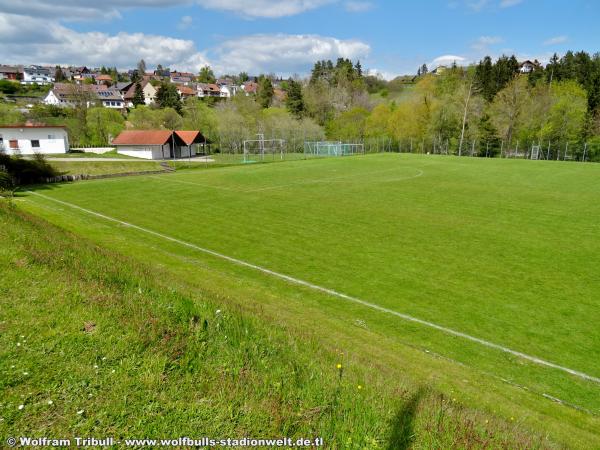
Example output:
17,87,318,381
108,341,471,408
336,363,342,370
357,385,363,390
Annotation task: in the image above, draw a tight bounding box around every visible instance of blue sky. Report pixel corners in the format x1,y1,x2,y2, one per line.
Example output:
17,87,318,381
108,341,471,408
0,0,598,78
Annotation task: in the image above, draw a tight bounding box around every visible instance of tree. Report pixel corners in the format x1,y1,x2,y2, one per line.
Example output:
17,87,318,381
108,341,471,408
161,108,183,130
128,106,165,129
155,82,182,113
54,66,66,82
132,81,145,107
137,59,147,75
198,66,216,84
285,79,305,118
325,107,369,141
490,76,529,145
257,76,274,109
86,107,125,146
238,72,249,83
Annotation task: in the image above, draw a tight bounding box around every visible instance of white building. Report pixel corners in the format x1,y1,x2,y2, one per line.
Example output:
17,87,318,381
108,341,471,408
0,125,69,155
21,66,54,85
111,130,205,160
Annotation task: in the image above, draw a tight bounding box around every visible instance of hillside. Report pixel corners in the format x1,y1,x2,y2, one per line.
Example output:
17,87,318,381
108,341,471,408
0,198,553,448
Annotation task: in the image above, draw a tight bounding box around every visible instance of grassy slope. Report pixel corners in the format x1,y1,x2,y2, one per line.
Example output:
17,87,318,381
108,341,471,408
45,151,134,159
0,204,545,448
49,161,167,176
14,154,600,446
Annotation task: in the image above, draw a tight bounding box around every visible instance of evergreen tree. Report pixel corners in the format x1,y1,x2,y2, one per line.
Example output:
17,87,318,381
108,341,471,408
54,66,66,82
285,79,305,118
155,82,182,113
421,64,429,75
132,81,145,107
354,60,363,78
137,59,147,76
257,76,274,108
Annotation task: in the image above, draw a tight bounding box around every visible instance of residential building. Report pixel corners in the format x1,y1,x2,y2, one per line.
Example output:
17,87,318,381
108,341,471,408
21,65,54,85
123,80,157,107
96,89,125,109
0,65,22,81
519,60,540,74
0,124,69,155
177,85,196,99
111,130,206,159
95,74,113,86
242,81,259,95
197,83,221,98
43,83,124,109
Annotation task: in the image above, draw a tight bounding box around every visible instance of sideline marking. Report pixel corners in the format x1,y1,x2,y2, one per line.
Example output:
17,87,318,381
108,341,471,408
26,190,600,385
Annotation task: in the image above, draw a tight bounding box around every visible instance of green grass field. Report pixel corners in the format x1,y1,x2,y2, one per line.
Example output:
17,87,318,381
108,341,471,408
11,153,600,446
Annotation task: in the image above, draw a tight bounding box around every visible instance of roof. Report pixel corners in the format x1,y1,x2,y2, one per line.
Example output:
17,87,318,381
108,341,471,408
96,74,113,81
123,80,152,100
176,131,202,145
198,83,220,92
111,130,204,146
177,85,196,96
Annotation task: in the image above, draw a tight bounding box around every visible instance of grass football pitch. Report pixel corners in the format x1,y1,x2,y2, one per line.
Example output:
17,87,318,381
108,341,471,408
19,153,600,440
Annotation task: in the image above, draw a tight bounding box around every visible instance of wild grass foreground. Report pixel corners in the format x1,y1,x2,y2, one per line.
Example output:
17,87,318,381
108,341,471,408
0,202,551,448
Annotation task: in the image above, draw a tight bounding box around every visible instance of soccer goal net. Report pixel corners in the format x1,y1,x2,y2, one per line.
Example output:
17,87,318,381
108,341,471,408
304,141,365,158
243,136,286,163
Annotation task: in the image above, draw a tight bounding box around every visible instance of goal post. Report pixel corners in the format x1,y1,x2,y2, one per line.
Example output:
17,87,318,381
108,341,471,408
243,134,286,163
304,141,365,158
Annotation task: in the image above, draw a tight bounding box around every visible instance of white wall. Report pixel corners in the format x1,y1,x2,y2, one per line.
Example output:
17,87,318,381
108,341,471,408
116,144,170,160
0,127,68,155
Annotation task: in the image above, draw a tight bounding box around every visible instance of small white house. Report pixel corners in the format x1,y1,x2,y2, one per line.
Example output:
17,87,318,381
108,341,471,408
0,124,69,155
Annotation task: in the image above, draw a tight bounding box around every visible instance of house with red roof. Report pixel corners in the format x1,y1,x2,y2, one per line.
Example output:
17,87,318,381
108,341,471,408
111,130,207,159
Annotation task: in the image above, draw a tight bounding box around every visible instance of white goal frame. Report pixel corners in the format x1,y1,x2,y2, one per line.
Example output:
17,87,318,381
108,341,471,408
304,141,365,157
243,134,286,163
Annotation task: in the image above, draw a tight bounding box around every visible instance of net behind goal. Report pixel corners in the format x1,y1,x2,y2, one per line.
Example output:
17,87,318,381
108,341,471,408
243,138,286,163
304,141,365,158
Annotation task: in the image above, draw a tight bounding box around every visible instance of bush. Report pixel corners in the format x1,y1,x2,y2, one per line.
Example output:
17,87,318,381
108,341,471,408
0,152,59,185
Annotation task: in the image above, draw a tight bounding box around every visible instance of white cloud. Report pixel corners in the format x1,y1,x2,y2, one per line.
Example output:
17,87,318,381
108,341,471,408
178,15,193,30
499,0,523,7
195,0,335,18
430,55,468,67
471,35,504,50
0,0,338,20
0,0,190,21
211,34,370,75
543,35,568,46
366,68,396,81
0,13,209,70
0,13,369,76
344,1,374,12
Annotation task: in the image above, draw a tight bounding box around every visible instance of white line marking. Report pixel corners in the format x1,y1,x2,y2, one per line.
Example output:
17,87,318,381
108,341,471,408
26,190,600,385
147,175,242,192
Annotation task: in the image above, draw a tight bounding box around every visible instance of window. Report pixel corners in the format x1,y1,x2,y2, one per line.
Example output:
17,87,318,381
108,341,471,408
48,134,55,139
31,140,40,148
9,140,18,149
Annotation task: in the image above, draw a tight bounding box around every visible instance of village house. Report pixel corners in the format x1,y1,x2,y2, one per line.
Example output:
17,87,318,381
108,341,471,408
111,130,206,160
0,65,22,81
197,83,221,98
123,79,157,107
242,81,259,95
0,124,69,155
519,60,540,74
43,83,125,109
177,85,196,99
21,65,54,85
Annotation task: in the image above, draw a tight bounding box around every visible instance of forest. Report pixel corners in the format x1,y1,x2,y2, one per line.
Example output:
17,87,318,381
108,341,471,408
1,50,600,160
